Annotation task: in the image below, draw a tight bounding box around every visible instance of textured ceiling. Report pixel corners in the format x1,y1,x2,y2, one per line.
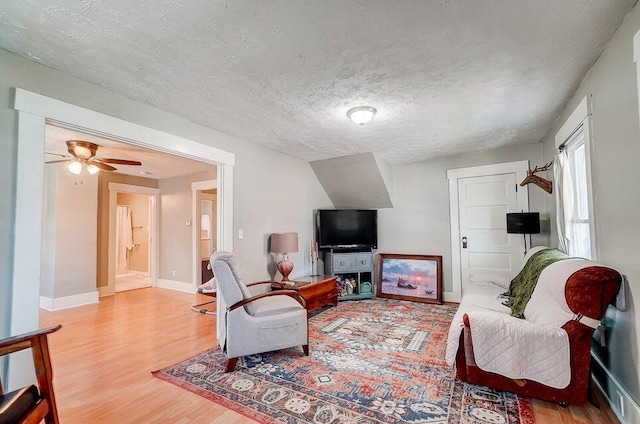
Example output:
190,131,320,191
1,1,635,164
45,125,215,180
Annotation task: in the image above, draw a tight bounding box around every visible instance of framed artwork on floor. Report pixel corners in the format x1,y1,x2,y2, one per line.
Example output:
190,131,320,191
377,253,443,304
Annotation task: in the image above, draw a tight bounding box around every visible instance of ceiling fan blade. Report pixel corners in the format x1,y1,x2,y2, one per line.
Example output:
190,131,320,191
98,158,142,166
45,159,73,164
91,162,118,171
45,152,73,159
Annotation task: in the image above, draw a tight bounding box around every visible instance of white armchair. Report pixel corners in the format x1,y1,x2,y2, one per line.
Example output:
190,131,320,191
211,252,309,372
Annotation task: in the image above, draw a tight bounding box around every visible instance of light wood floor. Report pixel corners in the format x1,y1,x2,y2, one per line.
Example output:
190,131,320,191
39,288,619,423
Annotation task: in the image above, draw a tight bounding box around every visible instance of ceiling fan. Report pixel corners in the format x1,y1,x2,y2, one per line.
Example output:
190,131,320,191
46,140,142,174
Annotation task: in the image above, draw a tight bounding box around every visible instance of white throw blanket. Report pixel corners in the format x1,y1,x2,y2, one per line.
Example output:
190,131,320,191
445,257,598,389
445,281,510,366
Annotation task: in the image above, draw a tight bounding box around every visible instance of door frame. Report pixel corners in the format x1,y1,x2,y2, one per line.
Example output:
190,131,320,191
447,161,529,302
105,183,160,296
191,179,218,287
9,88,235,388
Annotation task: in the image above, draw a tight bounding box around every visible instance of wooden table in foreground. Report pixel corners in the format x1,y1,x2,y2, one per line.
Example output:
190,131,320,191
271,275,338,314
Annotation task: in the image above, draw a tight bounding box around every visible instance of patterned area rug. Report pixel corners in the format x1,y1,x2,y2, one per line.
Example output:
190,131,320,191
153,299,534,423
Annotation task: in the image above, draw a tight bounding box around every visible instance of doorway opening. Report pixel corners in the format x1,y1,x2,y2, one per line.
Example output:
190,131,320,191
191,179,219,287
115,192,154,292
199,190,218,284
10,87,235,389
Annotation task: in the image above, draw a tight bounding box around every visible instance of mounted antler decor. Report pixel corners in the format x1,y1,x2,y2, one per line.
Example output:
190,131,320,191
520,161,553,194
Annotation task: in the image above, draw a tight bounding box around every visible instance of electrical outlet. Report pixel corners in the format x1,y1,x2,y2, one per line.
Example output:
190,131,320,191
238,229,244,239
172,270,176,277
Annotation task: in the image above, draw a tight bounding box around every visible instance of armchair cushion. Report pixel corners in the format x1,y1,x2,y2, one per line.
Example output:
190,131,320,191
210,251,242,282
210,251,257,315
252,295,306,318
0,385,39,424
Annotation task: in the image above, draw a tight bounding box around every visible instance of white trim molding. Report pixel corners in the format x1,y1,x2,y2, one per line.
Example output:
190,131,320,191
634,31,640,146
446,161,530,302
191,179,218,288
555,96,592,149
592,354,640,424
554,98,598,261
39,291,99,311
157,279,197,294
14,89,236,166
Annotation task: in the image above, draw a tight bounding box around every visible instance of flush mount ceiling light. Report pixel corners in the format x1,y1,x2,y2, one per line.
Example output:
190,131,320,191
347,106,377,126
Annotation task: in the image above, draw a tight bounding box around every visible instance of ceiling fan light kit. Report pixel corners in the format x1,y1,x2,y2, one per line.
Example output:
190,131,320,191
347,106,377,126
47,140,143,175
67,140,97,159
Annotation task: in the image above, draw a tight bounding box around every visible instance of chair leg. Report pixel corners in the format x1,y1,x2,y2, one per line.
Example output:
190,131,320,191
302,344,309,356
225,357,238,373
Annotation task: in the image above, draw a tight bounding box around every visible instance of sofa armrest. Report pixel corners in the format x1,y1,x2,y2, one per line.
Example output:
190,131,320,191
463,311,571,389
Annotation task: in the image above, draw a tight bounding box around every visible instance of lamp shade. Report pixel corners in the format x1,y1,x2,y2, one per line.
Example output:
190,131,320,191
506,212,540,234
270,232,299,254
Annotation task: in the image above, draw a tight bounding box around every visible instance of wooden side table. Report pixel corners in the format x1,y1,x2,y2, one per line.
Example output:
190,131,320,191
272,275,338,314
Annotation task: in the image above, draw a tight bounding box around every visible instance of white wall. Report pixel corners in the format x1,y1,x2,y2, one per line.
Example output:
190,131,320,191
541,5,640,405
235,151,333,281
41,162,99,301
158,169,216,282
379,142,547,293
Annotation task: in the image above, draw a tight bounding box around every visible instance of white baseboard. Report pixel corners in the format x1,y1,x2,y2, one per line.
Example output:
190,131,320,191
157,279,197,294
443,291,459,303
39,291,99,311
592,354,640,424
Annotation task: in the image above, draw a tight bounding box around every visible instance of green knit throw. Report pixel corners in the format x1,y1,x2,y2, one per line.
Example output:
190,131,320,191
503,248,569,318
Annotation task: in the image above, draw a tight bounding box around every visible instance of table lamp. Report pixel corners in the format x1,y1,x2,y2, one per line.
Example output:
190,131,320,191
271,232,299,284
506,212,541,255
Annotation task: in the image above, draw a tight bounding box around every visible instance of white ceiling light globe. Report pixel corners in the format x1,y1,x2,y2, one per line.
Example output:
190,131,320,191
68,160,82,174
347,106,377,125
87,163,100,175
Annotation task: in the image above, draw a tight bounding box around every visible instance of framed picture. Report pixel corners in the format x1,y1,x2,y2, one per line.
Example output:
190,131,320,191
377,254,443,304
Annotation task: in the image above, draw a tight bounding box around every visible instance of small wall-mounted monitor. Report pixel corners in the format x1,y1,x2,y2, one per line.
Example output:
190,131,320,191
506,212,540,234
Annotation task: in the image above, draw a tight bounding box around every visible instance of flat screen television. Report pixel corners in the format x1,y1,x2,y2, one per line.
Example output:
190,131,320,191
316,209,377,250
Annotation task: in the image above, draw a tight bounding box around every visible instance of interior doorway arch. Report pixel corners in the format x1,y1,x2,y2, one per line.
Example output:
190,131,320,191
9,88,235,388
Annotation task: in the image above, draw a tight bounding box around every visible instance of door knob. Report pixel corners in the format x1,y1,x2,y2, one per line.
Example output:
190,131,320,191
462,237,468,249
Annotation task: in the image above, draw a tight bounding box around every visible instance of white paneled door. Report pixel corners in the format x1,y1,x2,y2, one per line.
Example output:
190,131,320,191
458,173,522,291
